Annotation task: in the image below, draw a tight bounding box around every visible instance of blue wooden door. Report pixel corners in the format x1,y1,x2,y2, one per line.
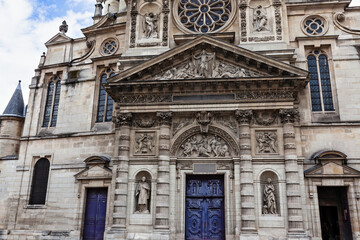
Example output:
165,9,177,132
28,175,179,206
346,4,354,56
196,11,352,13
185,175,225,240
83,188,108,240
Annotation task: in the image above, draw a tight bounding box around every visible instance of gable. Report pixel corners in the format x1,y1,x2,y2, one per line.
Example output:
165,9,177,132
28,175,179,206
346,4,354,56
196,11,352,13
45,33,73,46
75,165,112,180
305,162,360,178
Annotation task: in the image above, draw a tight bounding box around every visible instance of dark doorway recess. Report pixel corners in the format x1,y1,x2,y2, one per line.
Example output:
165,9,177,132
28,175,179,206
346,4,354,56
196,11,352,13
318,187,353,240
83,188,108,240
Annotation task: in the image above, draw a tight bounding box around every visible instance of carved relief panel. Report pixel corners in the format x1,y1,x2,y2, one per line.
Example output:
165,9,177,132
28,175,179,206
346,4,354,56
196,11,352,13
132,131,157,156
252,129,283,156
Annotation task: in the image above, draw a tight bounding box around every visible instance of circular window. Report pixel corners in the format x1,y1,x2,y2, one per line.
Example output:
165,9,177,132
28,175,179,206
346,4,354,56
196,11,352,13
174,0,235,34
302,16,328,36
100,38,118,56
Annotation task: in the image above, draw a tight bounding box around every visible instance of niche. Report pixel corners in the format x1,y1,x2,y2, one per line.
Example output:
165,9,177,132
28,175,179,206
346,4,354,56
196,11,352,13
134,171,152,214
260,171,280,215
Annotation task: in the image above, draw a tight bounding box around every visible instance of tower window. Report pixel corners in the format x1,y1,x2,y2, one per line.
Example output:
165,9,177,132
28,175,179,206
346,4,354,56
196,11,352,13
29,158,50,205
96,69,115,122
43,75,61,127
307,50,334,112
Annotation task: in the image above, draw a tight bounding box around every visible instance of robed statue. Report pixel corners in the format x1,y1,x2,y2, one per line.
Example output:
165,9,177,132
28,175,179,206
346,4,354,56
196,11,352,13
262,178,278,214
135,176,151,213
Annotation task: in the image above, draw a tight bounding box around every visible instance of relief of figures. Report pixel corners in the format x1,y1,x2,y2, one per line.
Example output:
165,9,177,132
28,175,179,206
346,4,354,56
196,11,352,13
256,131,278,154
253,5,269,32
181,134,230,157
262,178,278,214
153,51,259,80
135,132,154,154
135,176,151,213
142,12,159,39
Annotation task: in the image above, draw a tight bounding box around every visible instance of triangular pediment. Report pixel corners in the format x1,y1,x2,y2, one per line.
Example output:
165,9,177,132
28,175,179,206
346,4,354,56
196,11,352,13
305,162,360,178
106,35,309,84
45,33,73,46
75,165,112,180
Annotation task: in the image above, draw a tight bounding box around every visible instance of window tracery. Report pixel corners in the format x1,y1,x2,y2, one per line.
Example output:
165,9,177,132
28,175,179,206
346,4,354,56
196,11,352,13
96,68,115,122
43,75,61,127
302,16,327,36
307,50,334,112
100,38,118,56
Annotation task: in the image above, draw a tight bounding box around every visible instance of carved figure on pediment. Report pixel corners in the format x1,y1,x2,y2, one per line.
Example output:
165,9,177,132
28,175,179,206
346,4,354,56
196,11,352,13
256,131,277,153
135,133,154,154
135,176,151,213
262,178,277,214
142,12,159,39
192,50,216,78
253,6,269,32
180,134,229,157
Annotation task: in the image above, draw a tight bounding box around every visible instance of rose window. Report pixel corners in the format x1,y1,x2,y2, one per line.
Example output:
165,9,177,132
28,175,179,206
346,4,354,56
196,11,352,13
100,38,118,56
176,0,233,33
302,16,327,36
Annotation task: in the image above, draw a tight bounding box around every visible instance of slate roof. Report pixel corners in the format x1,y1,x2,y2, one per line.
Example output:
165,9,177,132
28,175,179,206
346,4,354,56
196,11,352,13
2,81,25,118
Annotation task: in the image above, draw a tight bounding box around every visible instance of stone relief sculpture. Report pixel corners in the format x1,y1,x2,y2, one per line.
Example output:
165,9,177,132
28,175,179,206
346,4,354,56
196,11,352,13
181,134,230,157
262,178,278,214
196,111,212,133
135,133,154,154
135,176,151,213
153,51,259,80
253,5,269,32
256,131,278,153
142,12,159,39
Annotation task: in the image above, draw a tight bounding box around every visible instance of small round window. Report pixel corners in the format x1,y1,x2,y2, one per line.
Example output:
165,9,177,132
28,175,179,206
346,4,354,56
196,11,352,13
100,38,118,56
302,16,328,36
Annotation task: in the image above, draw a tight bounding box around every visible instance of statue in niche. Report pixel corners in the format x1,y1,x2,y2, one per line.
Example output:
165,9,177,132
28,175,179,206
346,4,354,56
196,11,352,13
192,50,216,78
256,131,277,153
135,176,151,213
181,134,229,157
135,133,154,154
142,12,159,39
262,178,278,214
253,5,269,32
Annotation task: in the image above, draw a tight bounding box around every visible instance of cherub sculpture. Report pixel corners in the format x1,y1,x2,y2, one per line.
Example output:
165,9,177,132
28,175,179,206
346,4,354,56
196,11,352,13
142,12,159,39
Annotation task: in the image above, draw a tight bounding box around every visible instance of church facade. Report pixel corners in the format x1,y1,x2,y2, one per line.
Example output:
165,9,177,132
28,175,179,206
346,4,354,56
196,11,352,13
1,0,360,239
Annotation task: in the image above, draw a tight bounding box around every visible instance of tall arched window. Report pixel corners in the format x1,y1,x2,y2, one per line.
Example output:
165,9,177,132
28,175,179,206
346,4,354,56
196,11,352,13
307,50,334,112
97,69,115,122
42,75,61,127
29,158,50,205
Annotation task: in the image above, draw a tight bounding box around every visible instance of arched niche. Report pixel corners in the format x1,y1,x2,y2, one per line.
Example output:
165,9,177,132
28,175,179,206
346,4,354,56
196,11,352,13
260,170,280,215
170,125,239,157
134,171,152,214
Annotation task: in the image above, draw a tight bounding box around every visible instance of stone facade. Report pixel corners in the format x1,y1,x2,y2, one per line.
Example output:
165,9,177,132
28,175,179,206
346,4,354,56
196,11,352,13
1,0,360,239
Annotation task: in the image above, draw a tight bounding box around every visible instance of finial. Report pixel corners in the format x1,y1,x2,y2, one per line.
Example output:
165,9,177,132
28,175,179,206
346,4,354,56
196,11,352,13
59,20,68,34
94,0,104,17
38,52,46,67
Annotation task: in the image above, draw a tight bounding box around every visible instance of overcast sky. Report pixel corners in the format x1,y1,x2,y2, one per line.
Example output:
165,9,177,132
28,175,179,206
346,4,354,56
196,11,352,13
0,0,359,113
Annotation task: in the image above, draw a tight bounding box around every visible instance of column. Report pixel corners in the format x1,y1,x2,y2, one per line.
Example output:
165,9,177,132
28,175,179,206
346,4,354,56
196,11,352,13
279,109,305,235
235,110,257,236
112,113,132,229
154,112,172,232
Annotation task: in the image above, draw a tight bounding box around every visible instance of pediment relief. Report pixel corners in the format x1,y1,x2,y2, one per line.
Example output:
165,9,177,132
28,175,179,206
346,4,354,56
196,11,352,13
305,162,360,178
75,165,112,180
45,33,73,46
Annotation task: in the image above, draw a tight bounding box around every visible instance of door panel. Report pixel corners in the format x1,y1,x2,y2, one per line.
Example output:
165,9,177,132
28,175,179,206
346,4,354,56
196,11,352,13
185,175,225,240
83,188,108,240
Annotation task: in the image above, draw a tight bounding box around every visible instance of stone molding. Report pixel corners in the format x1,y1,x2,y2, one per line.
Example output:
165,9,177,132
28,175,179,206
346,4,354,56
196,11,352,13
157,112,172,126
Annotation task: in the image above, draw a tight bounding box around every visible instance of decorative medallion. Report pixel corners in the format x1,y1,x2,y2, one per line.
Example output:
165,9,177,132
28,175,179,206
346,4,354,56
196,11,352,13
174,0,236,34
302,15,328,36
100,38,118,56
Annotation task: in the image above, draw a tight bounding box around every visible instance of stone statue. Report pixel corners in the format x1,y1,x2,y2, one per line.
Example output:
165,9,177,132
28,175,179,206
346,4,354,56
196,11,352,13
192,50,215,78
135,133,154,154
142,12,159,39
135,176,151,213
180,134,230,157
256,131,277,153
253,6,268,32
262,178,278,214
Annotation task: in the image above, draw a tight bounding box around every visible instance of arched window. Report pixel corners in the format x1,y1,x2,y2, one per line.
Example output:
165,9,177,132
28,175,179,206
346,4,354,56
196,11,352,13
307,50,334,112
29,158,50,205
96,69,115,122
42,75,61,127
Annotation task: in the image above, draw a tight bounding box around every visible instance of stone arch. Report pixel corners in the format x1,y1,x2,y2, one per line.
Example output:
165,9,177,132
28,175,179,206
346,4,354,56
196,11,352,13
170,125,239,157
311,150,347,164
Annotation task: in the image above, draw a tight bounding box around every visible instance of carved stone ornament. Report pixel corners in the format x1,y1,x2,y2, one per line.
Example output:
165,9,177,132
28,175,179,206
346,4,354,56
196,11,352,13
240,1,247,42
113,113,133,127
118,94,172,104
134,114,156,128
256,131,278,154
273,1,282,40
253,5,269,32
153,50,259,80
180,134,230,157
173,116,194,136
162,0,169,46
262,178,278,214
135,176,151,213
254,110,277,126
236,90,294,100
214,115,238,136
141,12,159,39
196,111,212,133
134,132,155,155
235,110,253,124
59,20,68,34
279,109,299,124
157,112,172,126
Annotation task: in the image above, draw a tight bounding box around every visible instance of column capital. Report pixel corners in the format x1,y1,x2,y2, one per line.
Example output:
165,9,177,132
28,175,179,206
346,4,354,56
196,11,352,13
279,109,299,124
235,109,253,125
113,112,133,127
157,112,172,126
